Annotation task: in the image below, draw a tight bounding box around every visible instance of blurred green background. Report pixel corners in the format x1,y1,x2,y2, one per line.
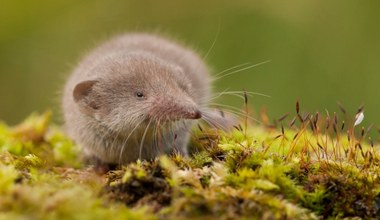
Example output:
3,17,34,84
1,0,379,129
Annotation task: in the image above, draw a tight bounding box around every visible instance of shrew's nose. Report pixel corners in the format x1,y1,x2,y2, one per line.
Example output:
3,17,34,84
188,110,202,119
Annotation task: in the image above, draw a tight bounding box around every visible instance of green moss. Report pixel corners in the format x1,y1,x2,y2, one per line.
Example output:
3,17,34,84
0,109,379,219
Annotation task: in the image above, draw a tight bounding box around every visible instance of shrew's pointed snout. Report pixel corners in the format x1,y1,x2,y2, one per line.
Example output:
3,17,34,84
186,109,202,119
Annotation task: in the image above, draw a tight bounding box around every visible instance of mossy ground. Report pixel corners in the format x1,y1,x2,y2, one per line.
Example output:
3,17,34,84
0,105,379,219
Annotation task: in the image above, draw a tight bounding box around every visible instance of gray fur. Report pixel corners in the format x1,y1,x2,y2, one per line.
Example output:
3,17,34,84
62,33,211,165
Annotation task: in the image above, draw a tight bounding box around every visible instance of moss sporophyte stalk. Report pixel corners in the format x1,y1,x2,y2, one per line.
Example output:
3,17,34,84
0,103,379,219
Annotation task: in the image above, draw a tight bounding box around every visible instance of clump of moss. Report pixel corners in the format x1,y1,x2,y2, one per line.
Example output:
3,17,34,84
0,111,80,168
301,162,380,218
105,160,171,212
0,112,155,220
0,102,379,219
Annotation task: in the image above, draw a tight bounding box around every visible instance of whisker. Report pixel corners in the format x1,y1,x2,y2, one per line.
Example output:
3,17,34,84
139,119,153,160
199,89,270,103
212,60,271,81
202,107,261,124
208,103,248,114
201,88,230,102
154,117,163,155
213,62,251,77
118,118,145,165
215,91,271,98
200,116,225,130
203,17,221,60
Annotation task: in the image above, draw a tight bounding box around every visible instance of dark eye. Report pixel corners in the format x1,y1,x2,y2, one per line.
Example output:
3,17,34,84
135,92,145,98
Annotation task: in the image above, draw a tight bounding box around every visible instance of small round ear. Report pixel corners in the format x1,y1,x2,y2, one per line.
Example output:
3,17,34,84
73,80,100,115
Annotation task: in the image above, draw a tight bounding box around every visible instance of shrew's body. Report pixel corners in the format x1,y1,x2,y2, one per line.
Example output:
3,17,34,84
62,33,211,165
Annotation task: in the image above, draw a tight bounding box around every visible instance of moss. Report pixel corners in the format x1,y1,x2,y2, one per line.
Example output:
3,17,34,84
0,106,379,219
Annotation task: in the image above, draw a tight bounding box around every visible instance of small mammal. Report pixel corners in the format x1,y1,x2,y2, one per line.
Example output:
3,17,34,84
62,33,212,166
